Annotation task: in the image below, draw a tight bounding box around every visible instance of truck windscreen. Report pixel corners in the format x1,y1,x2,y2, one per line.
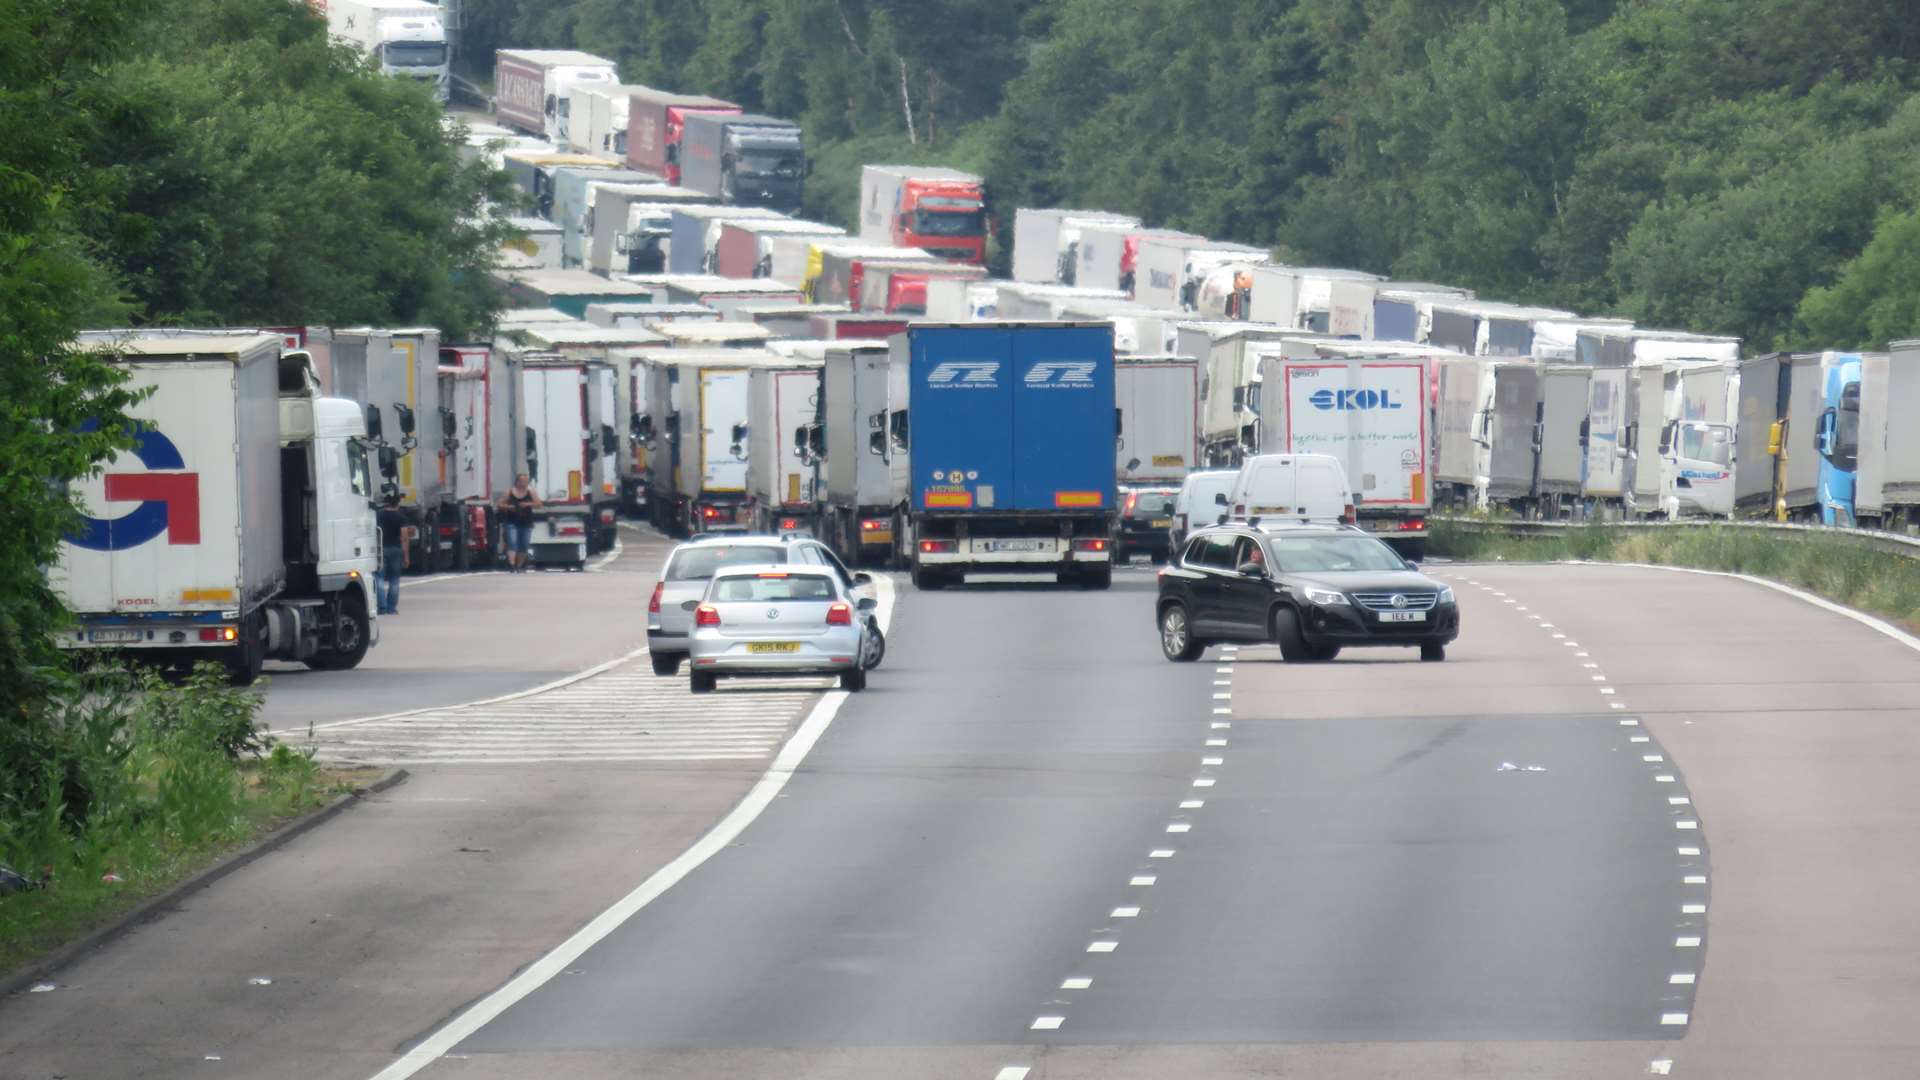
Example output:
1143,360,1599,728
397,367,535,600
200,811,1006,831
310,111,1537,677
913,208,986,236
1680,424,1733,469
385,42,447,67
737,152,802,179
1833,403,1860,470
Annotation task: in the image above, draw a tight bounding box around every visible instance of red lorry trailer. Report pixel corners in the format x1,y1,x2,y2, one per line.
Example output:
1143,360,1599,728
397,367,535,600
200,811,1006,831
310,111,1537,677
624,85,740,185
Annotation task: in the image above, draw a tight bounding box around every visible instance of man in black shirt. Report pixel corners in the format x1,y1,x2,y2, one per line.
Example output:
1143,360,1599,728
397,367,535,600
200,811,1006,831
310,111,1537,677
376,497,411,614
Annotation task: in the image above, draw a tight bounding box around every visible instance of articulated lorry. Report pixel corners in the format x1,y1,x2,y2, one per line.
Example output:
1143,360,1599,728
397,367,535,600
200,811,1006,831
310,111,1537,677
858,166,989,264
816,341,896,566
1011,209,1139,285
623,86,740,185
744,358,824,534
327,327,456,572
1856,341,1920,531
439,343,518,568
1115,355,1200,487
639,351,778,535
678,113,805,213
493,49,619,143
319,0,448,103
881,323,1119,589
519,354,620,566
54,334,379,683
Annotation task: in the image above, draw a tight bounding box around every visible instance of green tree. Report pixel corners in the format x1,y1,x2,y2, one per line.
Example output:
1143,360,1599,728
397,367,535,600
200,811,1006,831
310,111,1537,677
1797,206,1920,349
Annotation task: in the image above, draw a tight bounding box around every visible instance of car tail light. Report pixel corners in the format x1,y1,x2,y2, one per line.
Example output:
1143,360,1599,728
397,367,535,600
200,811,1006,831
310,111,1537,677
1073,538,1108,552
861,518,888,532
780,517,799,530
600,509,615,524
826,602,852,626
919,539,956,553
559,523,585,536
1125,491,1138,513
701,505,723,520
694,604,721,627
1397,518,1425,531
1341,505,1357,525
648,581,663,614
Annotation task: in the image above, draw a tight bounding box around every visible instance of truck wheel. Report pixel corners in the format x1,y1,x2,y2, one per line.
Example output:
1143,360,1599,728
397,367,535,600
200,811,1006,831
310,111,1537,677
225,615,265,686
305,593,372,671
911,564,946,591
1077,565,1112,590
1270,605,1309,663
1159,603,1205,662
1390,538,1426,563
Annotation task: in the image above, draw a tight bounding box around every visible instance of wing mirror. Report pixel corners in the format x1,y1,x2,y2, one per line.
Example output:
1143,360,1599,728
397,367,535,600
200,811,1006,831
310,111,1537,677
364,404,385,442
1236,561,1267,579
395,404,416,437
852,572,873,587
440,407,457,440
869,428,887,457
1214,492,1229,506
856,596,878,612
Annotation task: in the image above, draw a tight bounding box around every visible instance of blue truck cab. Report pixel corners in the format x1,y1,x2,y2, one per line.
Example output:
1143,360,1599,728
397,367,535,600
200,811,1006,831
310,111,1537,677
1817,352,1862,526
881,322,1119,589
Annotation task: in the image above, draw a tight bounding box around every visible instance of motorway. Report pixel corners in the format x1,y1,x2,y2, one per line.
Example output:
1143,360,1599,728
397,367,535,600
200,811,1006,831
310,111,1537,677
5,535,1920,1079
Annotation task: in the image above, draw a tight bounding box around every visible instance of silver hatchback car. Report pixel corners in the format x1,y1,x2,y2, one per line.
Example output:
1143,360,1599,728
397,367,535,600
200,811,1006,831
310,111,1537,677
688,565,874,693
649,534,881,675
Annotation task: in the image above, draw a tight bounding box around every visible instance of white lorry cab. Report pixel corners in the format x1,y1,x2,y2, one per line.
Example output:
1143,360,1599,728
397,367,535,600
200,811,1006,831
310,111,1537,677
1222,453,1354,526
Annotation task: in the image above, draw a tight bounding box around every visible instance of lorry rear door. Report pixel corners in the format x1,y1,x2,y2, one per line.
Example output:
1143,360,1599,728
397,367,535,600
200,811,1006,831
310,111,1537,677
909,326,1014,511
1010,324,1116,511
698,367,751,494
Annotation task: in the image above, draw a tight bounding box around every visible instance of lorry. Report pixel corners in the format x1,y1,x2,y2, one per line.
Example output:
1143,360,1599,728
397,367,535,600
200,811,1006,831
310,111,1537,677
924,279,1000,322
551,166,660,268
807,245,936,307
1115,355,1201,486
638,350,779,535
566,83,640,158
1816,352,1865,525
1435,359,1543,512
817,341,896,566
812,313,912,341
1370,285,1477,343
1011,209,1139,285
1533,364,1593,518
620,274,806,315
714,219,844,279
880,322,1120,589
439,343,517,568
855,262,987,316
589,187,714,275
493,49,619,143
499,216,563,270
1172,321,1298,465
519,353,620,566
1255,352,1433,556
744,358,825,533
1245,267,1386,332
1134,236,1270,312
858,166,989,264
585,302,718,330
678,113,806,212
499,150,621,220
328,328,455,572
318,0,448,103
666,206,788,275
54,333,379,683
742,304,848,337
1071,221,1157,292
623,86,740,185
493,268,655,317
1856,342,1920,531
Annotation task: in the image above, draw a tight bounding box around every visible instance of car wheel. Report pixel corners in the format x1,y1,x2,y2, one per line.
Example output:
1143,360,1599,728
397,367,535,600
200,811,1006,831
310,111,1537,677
689,670,717,693
840,667,867,691
862,624,886,670
1420,642,1446,662
1270,605,1309,663
1159,603,1205,662
650,652,680,677
1306,644,1342,662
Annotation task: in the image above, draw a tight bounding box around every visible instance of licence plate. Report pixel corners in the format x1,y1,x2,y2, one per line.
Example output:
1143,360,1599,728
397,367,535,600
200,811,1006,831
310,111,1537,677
1378,611,1426,623
1151,518,1173,528
747,642,800,654
865,530,893,543
89,629,142,643
989,540,1043,552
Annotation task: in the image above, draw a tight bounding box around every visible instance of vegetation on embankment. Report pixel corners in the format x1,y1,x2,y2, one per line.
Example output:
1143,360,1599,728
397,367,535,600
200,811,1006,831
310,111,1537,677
1431,520,1920,630
0,666,370,977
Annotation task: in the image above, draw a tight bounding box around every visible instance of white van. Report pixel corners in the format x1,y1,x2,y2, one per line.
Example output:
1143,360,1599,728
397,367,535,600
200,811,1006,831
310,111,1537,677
1222,453,1354,524
1171,469,1238,548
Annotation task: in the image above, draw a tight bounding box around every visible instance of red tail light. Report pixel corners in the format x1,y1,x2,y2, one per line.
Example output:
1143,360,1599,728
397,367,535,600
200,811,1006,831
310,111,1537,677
861,518,888,532
694,604,721,627
1396,517,1426,531
1073,538,1109,552
826,602,852,626
648,581,663,614
599,509,615,524
780,517,799,530
1342,505,1357,525
701,505,723,520
919,539,956,553
1125,492,1138,513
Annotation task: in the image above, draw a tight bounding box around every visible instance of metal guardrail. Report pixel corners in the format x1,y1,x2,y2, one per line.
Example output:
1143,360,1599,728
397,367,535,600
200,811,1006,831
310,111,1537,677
1432,515,1920,561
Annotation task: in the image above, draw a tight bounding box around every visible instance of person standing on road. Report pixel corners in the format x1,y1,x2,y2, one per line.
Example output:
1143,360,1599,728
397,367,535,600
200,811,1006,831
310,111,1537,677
498,473,542,573
376,496,412,615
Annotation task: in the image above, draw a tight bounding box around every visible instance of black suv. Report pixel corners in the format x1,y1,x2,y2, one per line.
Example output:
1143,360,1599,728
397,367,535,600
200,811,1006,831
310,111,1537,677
1115,486,1181,562
1154,523,1459,662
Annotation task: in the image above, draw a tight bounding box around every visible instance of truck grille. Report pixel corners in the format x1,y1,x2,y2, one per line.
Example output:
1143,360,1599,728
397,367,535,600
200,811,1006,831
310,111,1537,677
1351,591,1439,612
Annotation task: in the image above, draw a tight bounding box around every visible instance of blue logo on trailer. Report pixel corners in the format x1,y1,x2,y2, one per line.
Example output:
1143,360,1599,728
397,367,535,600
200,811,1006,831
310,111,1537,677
68,425,203,552
1309,387,1404,411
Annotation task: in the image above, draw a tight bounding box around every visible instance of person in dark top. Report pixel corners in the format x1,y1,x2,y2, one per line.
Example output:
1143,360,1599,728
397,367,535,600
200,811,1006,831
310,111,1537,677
376,497,411,615
497,473,542,573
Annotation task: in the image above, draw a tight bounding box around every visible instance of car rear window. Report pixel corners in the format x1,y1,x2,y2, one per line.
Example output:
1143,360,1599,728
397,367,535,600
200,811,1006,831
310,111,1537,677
1128,492,1177,516
666,544,786,581
706,573,838,603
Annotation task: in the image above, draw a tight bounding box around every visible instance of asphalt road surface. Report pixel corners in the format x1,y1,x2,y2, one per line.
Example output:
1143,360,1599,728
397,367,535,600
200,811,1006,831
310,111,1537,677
8,553,1920,1080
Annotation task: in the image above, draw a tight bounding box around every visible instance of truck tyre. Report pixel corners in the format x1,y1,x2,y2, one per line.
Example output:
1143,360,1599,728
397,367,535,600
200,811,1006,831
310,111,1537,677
1390,537,1427,563
650,652,680,677
1159,603,1205,662
689,670,717,694
840,667,867,692
1270,605,1309,663
454,513,472,571
1077,565,1112,590
305,592,372,671
1420,642,1447,662
911,564,946,591
225,614,265,686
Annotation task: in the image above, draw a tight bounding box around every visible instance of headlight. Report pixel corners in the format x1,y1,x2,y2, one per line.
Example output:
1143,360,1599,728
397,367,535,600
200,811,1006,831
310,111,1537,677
1303,586,1349,606
1438,586,1455,605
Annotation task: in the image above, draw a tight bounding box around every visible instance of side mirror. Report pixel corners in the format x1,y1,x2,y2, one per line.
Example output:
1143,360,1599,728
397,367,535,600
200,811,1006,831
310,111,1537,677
600,423,617,455
794,426,809,455
852,572,873,587
1125,457,1142,473
869,428,886,457
809,425,826,457
1214,492,1229,506
440,407,457,440
636,413,654,442
731,421,748,444
377,445,401,478
395,404,417,437
364,404,385,442
1236,562,1266,579
856,596,877,612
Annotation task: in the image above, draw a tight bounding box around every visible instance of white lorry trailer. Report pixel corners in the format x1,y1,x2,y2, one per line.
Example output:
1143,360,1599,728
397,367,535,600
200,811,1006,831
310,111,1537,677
440,343,518,569
53,334,379,683
817,341,896,566
519,354,620,568
1255,352,1433,557
319,0,449,103
1115,355,1201,486
327,327,454,572
745,359,824,534
493,49,619,143
640,351,777,535
1858,341,1920,529
1011,209,1139,284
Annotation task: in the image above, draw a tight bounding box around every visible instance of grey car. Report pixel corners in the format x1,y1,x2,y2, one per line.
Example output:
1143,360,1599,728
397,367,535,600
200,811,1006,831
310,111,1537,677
648,534,882,675
688,565,874,693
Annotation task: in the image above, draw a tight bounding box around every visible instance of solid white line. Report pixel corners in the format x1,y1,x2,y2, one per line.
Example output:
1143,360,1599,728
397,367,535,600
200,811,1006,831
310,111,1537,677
364,576,895,1080
1577,560,1920,655
398,570,507,589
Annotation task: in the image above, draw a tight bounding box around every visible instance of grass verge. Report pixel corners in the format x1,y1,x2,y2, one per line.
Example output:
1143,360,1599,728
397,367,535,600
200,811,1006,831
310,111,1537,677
0,666,377,977
1431,520,1920,631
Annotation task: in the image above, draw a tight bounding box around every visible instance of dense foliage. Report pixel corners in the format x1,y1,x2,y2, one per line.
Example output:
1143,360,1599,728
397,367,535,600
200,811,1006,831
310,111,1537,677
468,0,1920,350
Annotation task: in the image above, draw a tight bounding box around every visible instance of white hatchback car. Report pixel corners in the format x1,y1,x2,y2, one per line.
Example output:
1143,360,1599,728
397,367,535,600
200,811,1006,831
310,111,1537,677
688,565,874,693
